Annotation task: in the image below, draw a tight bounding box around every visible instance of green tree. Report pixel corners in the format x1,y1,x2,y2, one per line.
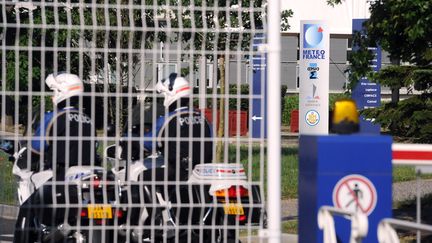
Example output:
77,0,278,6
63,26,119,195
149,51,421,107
346,0,432,142
1,1,292,155
326,0,344,7
344,30,375,91
2,0,292,91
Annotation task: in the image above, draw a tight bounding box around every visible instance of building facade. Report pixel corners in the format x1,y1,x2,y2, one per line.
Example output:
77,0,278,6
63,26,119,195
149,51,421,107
115,0,393,95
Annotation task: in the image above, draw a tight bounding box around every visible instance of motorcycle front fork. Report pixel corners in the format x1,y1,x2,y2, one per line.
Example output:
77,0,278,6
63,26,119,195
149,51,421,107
132,191,177,240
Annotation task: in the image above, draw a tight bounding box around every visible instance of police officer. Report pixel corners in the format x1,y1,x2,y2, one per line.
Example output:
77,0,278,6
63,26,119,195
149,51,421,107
154,73,213,179
14,73,99,243
32,72,99,175
121,73,213,180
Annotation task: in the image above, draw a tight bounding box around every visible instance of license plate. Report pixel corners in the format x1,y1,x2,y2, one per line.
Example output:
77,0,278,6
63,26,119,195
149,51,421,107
223,203,244,215
87,204,113,219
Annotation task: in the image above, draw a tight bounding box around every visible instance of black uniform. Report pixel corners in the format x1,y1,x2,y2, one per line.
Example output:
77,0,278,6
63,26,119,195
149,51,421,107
29,97,99,175
121,98,213,180
14,97,99,243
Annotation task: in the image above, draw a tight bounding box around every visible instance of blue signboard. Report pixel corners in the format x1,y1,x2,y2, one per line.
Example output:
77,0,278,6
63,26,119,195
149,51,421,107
351,19,382,109
352,78,381,108
351,19,381,134
251,34,267,138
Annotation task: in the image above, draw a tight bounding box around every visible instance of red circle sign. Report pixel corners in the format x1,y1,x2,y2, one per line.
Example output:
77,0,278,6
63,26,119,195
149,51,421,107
332,174,377,216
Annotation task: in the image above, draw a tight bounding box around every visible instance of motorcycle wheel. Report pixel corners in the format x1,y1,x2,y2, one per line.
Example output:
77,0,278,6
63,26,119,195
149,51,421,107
14,214,38,243
200,228,239,243
81,230,111,243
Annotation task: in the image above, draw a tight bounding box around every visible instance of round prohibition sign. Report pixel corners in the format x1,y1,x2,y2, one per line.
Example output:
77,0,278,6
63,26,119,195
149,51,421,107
332,174,377,216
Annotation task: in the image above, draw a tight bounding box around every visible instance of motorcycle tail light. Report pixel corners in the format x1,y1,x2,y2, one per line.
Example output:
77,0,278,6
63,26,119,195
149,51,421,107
81,209,88,217
114,209,124,218
92,176,101,188
237,215,246,222
215,186,249,198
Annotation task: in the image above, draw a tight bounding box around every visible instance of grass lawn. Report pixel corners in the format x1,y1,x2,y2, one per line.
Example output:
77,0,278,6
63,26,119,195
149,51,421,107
393,165,432,182
0,151,17,205
228,145,298,199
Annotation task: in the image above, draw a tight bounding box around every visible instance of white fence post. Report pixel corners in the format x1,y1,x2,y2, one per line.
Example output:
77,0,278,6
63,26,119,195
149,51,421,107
266,0,282,242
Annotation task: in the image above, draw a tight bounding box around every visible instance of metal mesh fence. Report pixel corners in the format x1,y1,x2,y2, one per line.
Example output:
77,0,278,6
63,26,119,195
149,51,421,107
0,0,274,242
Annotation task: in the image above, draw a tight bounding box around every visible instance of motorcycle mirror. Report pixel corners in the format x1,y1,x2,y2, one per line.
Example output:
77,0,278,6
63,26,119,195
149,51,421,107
107,124,117,137
0,139,14,156
104,144,118,159
104,145,126,169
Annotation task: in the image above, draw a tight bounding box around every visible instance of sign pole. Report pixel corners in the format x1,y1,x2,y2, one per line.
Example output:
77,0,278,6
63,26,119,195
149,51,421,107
251,33,266,138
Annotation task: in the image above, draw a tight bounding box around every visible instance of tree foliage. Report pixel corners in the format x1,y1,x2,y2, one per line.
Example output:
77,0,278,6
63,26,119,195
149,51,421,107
1,0,290,88
362,94,432,143
367,0,432,65
374,65,415,90
347,0,432,142
1,1,291,127
326,0,344,7
345,31,375,91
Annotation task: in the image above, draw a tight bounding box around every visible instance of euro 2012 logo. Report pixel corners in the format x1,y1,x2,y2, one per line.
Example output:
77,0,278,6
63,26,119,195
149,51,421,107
305,110,320,126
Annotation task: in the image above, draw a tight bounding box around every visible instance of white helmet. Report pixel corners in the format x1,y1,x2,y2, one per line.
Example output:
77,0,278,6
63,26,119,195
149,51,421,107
155,73,191,107
45,73,84,105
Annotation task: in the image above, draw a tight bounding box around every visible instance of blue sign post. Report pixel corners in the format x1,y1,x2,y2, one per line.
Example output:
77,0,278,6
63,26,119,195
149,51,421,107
299,135,392,242
251,34,267,138
351,19,381,134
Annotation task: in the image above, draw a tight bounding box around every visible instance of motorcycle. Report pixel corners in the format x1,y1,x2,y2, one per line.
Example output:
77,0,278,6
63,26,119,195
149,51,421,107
104,106,265,242
0,139,125,243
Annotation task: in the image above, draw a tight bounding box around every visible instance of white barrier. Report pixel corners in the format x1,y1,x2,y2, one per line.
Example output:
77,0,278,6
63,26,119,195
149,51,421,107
392,143,432,165
378,218,432,243
318,206,368,243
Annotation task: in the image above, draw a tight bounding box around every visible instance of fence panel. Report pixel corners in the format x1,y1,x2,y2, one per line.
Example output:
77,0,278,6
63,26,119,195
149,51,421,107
0,0,279,242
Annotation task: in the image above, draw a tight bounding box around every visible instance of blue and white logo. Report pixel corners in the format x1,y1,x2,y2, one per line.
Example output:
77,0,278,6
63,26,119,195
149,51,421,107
303,24,324,48
307,63,319,79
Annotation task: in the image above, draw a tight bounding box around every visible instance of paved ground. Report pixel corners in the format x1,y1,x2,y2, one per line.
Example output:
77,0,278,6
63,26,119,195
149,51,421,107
239,234,298,243
0,218,14,242
0,205,17,243
392,179,432,203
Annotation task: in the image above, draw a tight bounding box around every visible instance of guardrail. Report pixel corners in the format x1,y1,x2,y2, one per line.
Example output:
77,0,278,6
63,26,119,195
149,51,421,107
392,143,432,243
378,218,432,243
392,143,432,165
318,206,368,243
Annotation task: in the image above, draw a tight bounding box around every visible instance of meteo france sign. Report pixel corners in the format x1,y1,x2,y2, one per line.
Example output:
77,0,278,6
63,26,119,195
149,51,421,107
299,21,329,135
